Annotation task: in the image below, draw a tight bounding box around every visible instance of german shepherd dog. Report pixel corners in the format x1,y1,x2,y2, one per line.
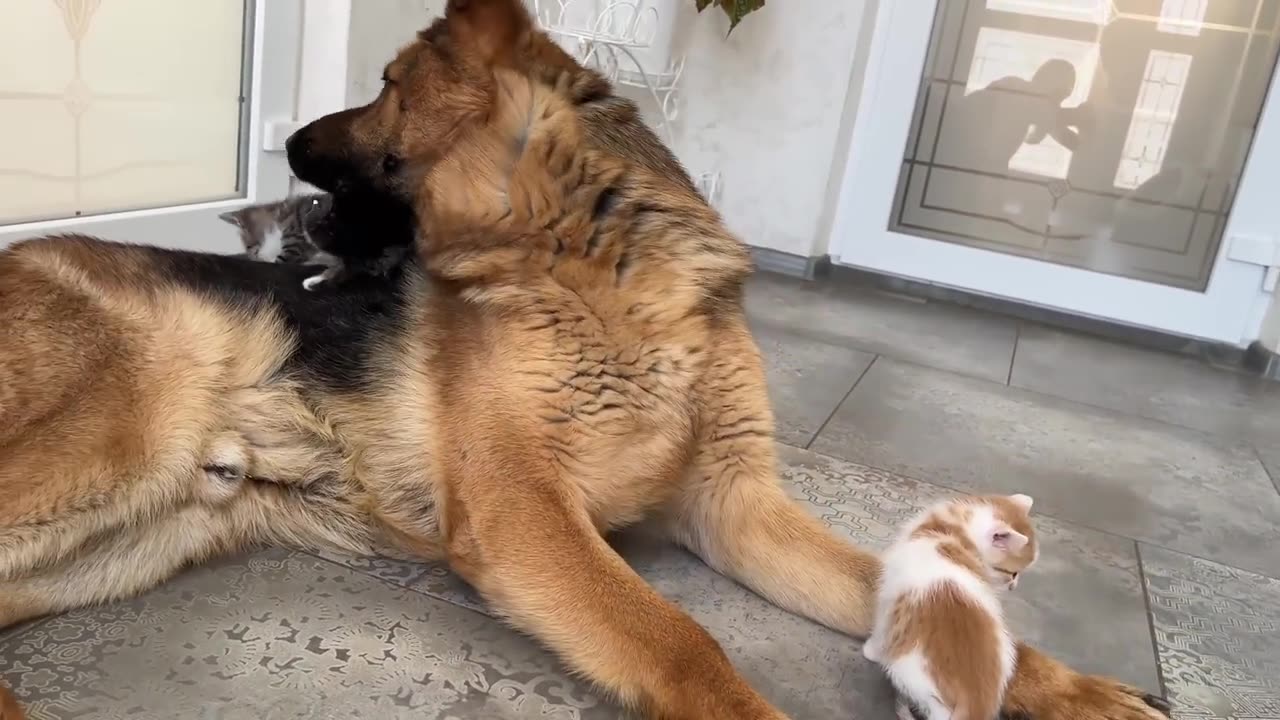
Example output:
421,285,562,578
0,1,1172,718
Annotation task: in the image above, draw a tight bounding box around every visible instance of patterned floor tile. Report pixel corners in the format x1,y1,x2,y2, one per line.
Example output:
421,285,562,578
1141,544,1280,720
0,550,615,719
311,548,485,614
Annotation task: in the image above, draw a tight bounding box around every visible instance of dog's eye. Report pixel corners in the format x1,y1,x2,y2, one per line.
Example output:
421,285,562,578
382,154,402,174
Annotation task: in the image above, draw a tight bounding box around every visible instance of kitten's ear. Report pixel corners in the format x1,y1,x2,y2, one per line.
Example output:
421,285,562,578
1009,493,1034,512
992,527,1029,552
218,209,244,227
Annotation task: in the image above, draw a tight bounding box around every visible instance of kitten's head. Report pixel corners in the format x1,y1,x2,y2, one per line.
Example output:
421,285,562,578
219,194,333,262
962,493,1037,589
219,203,279,257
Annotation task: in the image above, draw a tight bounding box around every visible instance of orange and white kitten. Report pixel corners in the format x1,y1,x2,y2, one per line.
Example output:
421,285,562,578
864,494,1038,720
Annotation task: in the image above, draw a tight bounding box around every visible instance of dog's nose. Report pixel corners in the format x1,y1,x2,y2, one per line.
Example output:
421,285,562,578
285,128,315,179
286,128,310,158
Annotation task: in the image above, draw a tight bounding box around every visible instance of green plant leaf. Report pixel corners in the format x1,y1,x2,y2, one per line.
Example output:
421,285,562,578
710,0,765,34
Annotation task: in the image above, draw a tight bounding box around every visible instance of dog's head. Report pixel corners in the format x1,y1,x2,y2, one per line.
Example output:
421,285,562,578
286,0,744,295
287,0,566,202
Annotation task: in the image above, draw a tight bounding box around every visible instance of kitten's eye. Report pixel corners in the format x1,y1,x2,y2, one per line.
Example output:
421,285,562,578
382,154,402,174
993,532,1010,541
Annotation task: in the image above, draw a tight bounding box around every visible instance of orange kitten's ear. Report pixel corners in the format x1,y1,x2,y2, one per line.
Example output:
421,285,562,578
1009,493,1034,512
992,527,1029,551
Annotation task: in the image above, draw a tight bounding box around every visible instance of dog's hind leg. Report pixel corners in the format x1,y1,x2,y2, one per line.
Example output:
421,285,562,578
0,504,248,630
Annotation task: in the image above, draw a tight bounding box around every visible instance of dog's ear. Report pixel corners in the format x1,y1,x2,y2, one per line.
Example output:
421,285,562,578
445,0,532,67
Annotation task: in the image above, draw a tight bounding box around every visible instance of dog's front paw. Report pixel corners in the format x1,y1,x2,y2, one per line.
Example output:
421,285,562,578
0,684,26,720
1072,675,1171,720
1004,645,1171,720
1007,675,1171,720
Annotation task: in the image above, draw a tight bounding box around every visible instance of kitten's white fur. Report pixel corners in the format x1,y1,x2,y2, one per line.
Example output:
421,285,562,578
863,501,1018,720
257,225,285,262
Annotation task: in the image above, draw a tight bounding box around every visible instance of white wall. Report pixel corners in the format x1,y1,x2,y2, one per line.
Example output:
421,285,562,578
346,0,446,107
297,0,351,124
322,0,875,258
669,1,875,257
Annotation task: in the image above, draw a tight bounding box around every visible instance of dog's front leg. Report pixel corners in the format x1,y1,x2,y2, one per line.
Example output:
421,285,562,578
439,460,787,720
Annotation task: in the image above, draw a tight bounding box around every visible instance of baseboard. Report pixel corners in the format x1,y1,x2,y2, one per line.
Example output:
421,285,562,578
809,263,1264,376
749,247,829,280
1244,341,1280,381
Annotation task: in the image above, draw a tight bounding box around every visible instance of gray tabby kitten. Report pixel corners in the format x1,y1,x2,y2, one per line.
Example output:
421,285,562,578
219,194,407,290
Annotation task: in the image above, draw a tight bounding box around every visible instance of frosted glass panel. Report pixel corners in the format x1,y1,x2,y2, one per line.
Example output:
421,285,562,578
894,0,1280,291
0,0,249,225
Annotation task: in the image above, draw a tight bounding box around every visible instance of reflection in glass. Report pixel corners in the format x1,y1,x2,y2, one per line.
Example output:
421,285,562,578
894,0,1280,290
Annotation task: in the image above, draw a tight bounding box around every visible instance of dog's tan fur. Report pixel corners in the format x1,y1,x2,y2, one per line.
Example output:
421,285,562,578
0,1,1172,718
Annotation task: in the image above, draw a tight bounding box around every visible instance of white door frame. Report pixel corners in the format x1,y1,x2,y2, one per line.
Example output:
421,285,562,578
828,0,1280,346
0,0,303,254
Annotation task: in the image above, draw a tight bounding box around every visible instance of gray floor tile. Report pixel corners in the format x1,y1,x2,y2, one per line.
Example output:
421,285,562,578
745,273,1017,384
0,550,615,719
1255,445,1280,495
1141,544,1280,720
811,358,1280,579
1012,324,1280,446
776,445,1160,692
750,319,875,447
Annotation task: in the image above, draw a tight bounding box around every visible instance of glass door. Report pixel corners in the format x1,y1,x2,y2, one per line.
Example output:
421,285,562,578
830,0,1280,345
0,0,301,253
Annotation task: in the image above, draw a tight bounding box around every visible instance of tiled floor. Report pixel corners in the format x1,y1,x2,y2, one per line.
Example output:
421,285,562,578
3,271,1278,719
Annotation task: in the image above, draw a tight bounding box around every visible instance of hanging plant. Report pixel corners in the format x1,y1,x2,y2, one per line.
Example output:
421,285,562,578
695,0,765,33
